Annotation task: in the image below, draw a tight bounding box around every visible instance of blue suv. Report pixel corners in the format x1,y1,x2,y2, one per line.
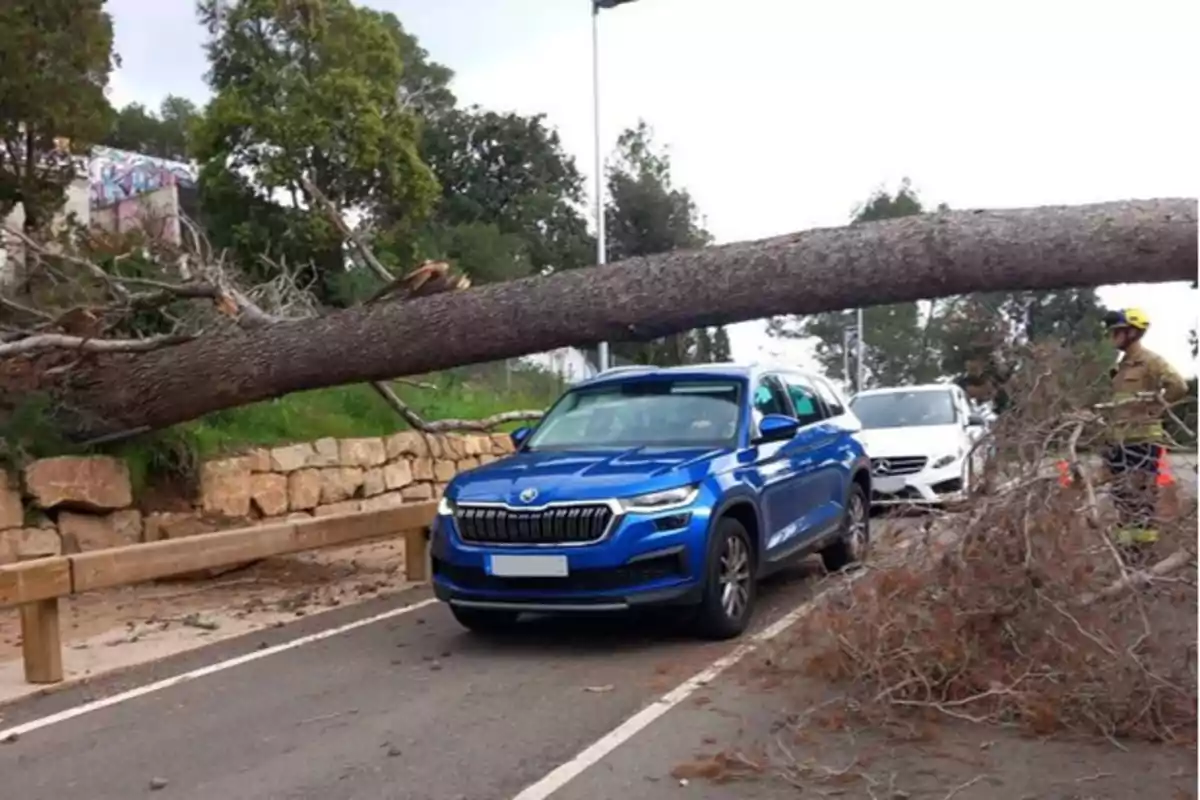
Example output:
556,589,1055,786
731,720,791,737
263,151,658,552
431,364,872,640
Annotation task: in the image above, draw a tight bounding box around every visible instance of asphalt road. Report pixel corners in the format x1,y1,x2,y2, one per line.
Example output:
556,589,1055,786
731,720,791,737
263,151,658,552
1,465,1194,800
0,559,830,800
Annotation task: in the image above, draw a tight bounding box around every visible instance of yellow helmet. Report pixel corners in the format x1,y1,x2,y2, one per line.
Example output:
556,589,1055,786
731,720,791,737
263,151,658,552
1103,307,1150,331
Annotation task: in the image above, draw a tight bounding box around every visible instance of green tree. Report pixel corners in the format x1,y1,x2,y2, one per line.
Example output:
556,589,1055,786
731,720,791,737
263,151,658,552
768,179,938,388
0,0,116,232
192,0,440,302
103,95,200,160
939,288,1111,412
692,326,732,363
770,180,1112,397
415,107,593,281
711,326,732,361
604,121,729,365
391,30,455,120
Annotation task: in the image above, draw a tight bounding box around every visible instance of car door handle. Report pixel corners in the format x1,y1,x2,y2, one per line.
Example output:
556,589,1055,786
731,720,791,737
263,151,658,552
759,461,790,480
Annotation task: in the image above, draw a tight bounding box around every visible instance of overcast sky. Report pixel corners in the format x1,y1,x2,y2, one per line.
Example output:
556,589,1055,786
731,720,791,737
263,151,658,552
106,0,1198,375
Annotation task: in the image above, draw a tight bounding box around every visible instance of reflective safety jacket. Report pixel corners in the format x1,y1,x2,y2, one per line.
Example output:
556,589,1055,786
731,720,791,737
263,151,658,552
1107,341,1188,444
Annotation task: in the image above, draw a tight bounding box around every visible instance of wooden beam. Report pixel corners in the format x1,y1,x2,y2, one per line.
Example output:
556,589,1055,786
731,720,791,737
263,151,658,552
70,503,438,594
292,503,436,551
71,521,299,593
16,553,65,684
0,556,72,607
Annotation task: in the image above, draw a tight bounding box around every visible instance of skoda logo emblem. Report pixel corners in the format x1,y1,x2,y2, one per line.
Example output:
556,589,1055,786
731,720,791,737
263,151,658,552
519,487,539,503
873,460,891,477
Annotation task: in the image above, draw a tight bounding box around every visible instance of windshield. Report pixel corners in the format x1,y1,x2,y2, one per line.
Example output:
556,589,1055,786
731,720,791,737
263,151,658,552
524,379,744,451
850,390,957,429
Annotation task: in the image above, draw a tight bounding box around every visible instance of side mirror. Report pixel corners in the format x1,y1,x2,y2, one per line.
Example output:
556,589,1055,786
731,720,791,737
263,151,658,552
967,413,985,427
510,426,532,449
756,413,800,444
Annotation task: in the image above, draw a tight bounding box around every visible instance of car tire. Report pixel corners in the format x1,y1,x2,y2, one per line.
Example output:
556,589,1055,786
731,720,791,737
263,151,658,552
692,516,757,641
821,482,870,573
450,605,520,634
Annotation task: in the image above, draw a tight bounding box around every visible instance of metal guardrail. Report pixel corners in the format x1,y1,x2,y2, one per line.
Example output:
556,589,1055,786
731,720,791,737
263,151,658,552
0,502,435,685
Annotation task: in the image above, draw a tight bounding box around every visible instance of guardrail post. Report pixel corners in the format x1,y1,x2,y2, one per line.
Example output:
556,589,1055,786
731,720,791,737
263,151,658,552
404,526,430,582
17,552,64,684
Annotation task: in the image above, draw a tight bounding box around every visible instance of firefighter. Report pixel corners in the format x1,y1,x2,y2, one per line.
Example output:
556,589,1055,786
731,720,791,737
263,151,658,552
1099,308,1188,560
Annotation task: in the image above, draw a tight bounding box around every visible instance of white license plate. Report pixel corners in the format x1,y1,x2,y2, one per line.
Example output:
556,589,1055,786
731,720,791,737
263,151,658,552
486,554,569,578
874,476,906,493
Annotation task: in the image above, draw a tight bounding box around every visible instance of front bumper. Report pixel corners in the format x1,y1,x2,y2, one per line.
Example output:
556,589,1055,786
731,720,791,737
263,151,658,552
432,572,703,612
870,459,967,505
429,502,713,612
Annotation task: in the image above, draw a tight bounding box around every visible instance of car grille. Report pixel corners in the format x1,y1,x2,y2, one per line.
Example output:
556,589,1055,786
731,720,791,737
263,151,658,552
454,503,615,545
870,456,928,477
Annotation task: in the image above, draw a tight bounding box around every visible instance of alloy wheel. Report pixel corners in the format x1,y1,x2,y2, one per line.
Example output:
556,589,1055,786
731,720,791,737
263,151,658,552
718,534,752,619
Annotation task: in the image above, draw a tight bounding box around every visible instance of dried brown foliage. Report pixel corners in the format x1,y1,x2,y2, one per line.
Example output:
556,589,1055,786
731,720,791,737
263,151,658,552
2,203,538,441
796,346,1198,744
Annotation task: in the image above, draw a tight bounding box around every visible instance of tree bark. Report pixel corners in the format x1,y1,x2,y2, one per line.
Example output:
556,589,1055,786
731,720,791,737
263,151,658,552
18,198,1199,439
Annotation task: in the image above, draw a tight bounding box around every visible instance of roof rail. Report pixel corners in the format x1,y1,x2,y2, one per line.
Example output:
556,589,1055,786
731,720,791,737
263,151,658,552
595,364,656,376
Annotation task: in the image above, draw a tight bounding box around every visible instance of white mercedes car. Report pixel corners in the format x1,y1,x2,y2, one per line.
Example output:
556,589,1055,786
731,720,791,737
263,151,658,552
848,383,988,507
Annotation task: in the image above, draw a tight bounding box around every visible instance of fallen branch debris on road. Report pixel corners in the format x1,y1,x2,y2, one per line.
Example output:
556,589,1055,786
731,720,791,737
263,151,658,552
789,344,1197,745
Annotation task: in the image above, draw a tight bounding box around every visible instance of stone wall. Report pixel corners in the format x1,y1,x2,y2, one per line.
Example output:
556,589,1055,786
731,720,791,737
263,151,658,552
0,431,514,565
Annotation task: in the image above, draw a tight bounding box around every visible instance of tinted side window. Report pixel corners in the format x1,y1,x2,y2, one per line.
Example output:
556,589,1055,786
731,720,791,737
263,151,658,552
752,377,791,419
812,377,846,416
781,376,827,427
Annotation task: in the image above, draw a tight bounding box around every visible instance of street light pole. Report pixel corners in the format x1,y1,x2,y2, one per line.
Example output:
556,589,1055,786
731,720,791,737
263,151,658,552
842,327,852,393
855,307,865,392
591,3,610,372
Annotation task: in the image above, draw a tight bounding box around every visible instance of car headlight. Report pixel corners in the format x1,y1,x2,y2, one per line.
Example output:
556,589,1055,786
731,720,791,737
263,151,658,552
618,485,700,513
437,495,455,516
930,450,963,470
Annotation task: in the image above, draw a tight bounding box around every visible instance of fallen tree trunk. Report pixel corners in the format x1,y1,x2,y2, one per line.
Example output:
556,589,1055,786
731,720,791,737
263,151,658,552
15,197,1198,439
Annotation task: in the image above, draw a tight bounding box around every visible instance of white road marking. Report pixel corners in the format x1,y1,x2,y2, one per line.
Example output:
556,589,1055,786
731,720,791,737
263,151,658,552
509,574,861,800
0,597,438,741
510,460,1197,800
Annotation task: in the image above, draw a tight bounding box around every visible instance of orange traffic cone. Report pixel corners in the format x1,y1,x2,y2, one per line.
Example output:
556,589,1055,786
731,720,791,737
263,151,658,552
1155,447,1175,487
1056,460,1073,487
1156,447,1179,522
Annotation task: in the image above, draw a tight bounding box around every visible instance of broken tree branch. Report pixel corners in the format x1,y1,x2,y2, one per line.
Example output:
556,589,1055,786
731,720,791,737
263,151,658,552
300,175,394,285
369,381,425,430
0,294,55,322
301,178,470,302
416,409,544,433
1066,417,1102,528
369,378,542,433
0,332,194,358
3,225,132,302
396,378,438,391
4,217,310,333
302,177,490,432
1076,549,1195,607
8,197,1195,440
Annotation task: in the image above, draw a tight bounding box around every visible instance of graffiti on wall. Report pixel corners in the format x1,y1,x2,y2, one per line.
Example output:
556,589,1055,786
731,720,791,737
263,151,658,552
89,146,198,209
